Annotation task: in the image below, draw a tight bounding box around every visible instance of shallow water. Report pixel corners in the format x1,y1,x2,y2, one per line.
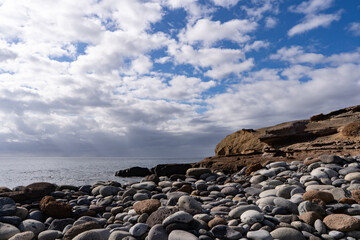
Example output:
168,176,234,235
0,157,200,188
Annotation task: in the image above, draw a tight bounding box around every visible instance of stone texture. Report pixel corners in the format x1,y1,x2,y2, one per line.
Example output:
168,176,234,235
133,199,161,215
303,190,334,203
323,214,360,232
40,196,72,219
63,221,101,240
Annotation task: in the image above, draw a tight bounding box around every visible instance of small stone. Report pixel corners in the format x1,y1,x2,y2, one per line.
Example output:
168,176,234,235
345,172,360,182
131,182,157,191
0,197,17,216
133,199,161,215
314,219,326,234
63,221,101,240
299,211,323,225
40,196,72,219
177,195,202,213
108,231,131,240
208,216,227,228
162,211,193,226
15,207,28,220
8,231,34,240
274,197,299,214
240,210,264,225
303,190,334,203
323,214,360,231
247,229,273,240
221,187,239,196
19,219,45,236
72,229,110,240
270,227,305,240
148,224,168,240
168,230,198,240
229,205,261,218
129,223,149,237
0,222,20,239
99,186,119,196
38,230,62,240
210,225,242,240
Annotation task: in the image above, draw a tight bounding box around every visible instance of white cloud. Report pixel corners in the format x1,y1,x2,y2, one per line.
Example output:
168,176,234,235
270,46,325,64
179,19,258,47
168,44,254,79
211,0,240,8
205,63,360,129
288,12,341,37
242,0,279,20
244,40,269,52
165,0,214,23
289,0,334,15
348,22,360,36
288,0,341,37
265,17,277,28
131,55,153,74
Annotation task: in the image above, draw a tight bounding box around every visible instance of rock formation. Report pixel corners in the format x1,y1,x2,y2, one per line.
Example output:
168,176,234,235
197,105,360,173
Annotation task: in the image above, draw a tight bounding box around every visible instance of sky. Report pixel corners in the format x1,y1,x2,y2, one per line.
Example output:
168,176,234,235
0,0,359,157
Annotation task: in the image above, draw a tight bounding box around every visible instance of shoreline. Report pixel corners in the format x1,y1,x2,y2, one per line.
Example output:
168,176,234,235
1,154,360,239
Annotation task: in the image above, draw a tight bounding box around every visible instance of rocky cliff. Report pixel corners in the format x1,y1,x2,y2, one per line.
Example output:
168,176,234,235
197,105,360,173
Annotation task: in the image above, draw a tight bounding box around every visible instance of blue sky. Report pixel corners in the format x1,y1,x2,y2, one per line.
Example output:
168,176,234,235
0,0,359,157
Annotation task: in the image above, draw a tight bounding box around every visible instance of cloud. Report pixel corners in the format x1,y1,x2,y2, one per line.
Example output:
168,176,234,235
242,0,279,20
168,44,254,79
265,17,277,28
347,22,360,36
179,19,258,47
288,0,341,36
205,63,360,129
288,12,341,37
211,0,240,8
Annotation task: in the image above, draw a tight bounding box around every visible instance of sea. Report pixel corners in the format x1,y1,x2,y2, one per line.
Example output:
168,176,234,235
0,157,201,189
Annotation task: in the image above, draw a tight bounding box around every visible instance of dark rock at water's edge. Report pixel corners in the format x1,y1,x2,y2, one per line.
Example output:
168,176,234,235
115,163,193,178
115,166,151,177
152,163,192,177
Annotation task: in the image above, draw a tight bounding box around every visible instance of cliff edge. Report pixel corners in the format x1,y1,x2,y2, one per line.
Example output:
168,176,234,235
197,105,360,173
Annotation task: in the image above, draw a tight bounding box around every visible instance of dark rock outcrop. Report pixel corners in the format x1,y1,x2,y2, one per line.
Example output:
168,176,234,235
115,166,151,177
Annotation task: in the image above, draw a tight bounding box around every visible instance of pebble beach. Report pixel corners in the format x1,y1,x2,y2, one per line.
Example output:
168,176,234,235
1,154,360,240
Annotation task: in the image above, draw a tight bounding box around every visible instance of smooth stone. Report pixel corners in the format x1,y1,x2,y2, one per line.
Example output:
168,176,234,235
314,219,326,234
99,186,119,197
177,196,202,213
345,172,360,182
306,185,335,191
276,185,296,199
133,193,149,201
221,187,239,196
19,219,45,236
74,216,107,226
38,230,62,240
72,229,110,240
323,214,360,231
49,218,74,231
168,230,198,240
270,227,305,240
0,197,17,216
259,189,277,198
229,205,261,218
131,182,156,191
8,231,34,240
0,216,22,226
129,223,149,237
27,210,45,222
247,229,273,240
256,197,276,208
328,230,344,239
339,167,360,176
244,187,262,196
162,211,193,226
210,225,242,240
108,231,131,240
15,207,28,220
148,224,168,240
0,222,20,240
240,210,264,225
298,201,326,215
274,197,298,214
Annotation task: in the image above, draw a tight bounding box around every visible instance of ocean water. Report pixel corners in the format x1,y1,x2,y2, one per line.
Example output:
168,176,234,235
0,157,201,188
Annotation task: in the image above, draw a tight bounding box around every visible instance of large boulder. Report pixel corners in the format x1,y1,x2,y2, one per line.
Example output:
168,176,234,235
152,164,192,177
